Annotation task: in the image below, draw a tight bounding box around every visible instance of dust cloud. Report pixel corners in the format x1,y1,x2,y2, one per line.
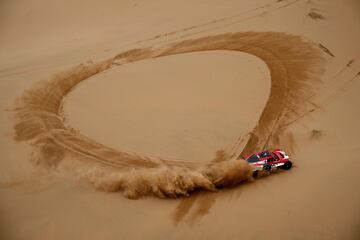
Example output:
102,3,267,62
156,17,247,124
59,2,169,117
83,157,252,199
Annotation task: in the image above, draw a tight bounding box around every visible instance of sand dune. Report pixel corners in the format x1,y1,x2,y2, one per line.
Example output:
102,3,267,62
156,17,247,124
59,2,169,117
1,0,359,239
12,32,324,198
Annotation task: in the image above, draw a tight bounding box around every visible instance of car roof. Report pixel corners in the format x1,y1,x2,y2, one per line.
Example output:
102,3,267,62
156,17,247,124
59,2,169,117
244,149,285,159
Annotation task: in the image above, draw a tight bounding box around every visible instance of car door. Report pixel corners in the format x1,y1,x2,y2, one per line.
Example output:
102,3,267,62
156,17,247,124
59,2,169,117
271,152,285,168
266,153,277,165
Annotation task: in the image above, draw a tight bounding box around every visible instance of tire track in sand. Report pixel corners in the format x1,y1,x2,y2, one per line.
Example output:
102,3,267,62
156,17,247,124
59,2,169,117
12,32,325,198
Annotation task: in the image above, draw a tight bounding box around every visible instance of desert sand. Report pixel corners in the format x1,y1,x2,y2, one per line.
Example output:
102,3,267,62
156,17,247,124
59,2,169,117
0,0,359,239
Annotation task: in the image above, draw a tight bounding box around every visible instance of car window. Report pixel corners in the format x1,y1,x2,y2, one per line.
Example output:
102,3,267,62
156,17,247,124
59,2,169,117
259,151,270,158
247,154,259,163
267,153,277,162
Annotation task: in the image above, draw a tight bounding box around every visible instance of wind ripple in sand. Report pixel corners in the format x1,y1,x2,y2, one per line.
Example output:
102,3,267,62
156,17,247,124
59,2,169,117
12,32,325,198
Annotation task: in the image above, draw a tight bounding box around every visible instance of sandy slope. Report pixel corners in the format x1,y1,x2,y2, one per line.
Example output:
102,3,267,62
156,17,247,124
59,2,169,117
1,0,360,239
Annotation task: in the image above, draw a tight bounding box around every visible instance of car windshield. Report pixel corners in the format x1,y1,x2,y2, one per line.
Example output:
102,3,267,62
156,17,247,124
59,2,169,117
247,154,259,163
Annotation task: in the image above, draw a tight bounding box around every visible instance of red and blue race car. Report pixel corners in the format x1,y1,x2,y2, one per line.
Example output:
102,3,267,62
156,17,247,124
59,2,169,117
242,149,293,178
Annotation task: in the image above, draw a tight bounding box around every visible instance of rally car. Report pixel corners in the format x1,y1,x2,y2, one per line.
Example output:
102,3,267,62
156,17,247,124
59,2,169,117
243,149,293,178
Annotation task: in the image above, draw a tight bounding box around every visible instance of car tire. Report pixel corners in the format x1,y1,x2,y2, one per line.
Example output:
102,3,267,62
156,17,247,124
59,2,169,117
263,164,271,171
282,161,292,170
252,171,259,178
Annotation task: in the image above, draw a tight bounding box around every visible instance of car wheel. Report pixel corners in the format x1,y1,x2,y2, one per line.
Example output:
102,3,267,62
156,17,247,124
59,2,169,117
252,171,259,178
263,164,271,171
282,161,292,170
